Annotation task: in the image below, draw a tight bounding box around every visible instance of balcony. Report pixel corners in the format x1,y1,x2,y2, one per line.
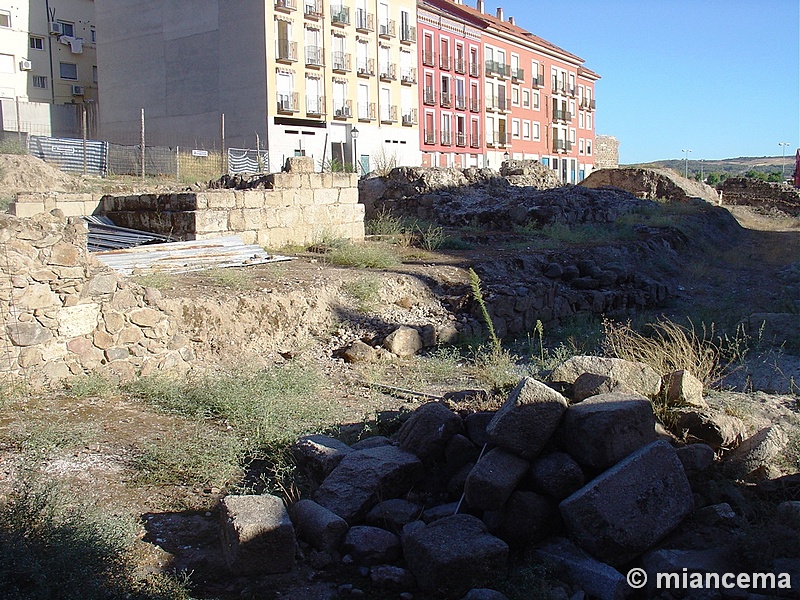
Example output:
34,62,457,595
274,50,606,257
454,58,465,74
469,97,480,112
455,132,467,147
454,94,466,110
552,81,567,95
275,0,297,11
568,87,576,97
511,67,524,82
379,63,396,81
306,95,325,116
305,46,323,67
488,131,508,147
355,9,374,32
485,60,510,78
469,62,480,77
440,91,452,107
357,57,375,76
498,96,510,111
553,139,572,152
333,100,352,119
277,92,299,113
378,18,395,38
422,51,435,67
423,129,436,145
531,72,545,88
400,67,416,84
470,133,480,148
401,109,418,126
439,54,451,70
588,99,596,110
332,51,351,72
423,86,435,105
358,102,376,121
380,105,398,124
331,4,350,25
553,109,571,122
400,25,416,43
276,39,298,62
440,131,452,146
304,0,324,18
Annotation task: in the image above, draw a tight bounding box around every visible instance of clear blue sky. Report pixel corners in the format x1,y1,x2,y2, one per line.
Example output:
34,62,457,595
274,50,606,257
498,0,800,164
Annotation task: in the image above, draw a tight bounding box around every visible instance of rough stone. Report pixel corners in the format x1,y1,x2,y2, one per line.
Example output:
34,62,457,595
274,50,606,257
559,440,694,566
560,392,658,469
528,452,586,500
57,303,101,338
551,356,662,398
461,590,509,600
219,494,295,575
485,378,568,460
464,448,530,511
366,499,423,533
421,502,460,524
724,425,788,480
675,443,715,476
292,434,353,482
674,408,746,449
383,326,423,357
49,243,80,266
532,537,632,600
7,321,52,347
580,167,721,205
369,565,416,590
351,436,391,450
464,411,495,447
288,499,349,552
571,372,617,402
403,514,509,597
445,433,481,471
483,490,557,547
343,526,401,566
129,308,164,327
395,401,462,461
343,340,378,363
664,369,707,409
314,445,424,524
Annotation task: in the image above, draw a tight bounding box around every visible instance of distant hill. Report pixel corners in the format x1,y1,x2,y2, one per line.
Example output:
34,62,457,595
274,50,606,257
624,156,794,179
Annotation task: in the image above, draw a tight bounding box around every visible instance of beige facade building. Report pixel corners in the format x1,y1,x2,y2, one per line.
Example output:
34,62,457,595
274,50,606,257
96,0,420,172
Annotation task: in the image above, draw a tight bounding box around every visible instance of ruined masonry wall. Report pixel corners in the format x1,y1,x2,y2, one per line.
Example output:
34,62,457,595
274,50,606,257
0,213,191,386
718,177,800,216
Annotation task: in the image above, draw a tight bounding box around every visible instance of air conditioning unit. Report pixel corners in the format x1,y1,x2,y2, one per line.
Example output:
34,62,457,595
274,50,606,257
49,22,62,35
71,85,84,96
19,59,33,71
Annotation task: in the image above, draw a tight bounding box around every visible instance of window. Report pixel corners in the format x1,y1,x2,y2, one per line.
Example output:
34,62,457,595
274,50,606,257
522,88,530,108
33,75,48,89
579,139,585,155
90,28,96,43
0,54,14,74
92,65,98,83
58,21,75,37
30,36,45,51
586,140,592,155
511,118,520,139
532,91,540,109
511,85,519,106
586,113,593,130
522,120,530,140
569,128,576,144
0,10,10,28
579,112,585,128
532,122,540,141
59,62,78,80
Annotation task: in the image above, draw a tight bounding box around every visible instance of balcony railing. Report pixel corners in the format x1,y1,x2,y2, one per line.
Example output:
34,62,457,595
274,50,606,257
304,0,324,17
305,46,323,66
511,67,524,82
400,67,416,84
553,139,572,152
531,72,545,88
470,133,480,148
456,132,467,147
485,60,510,78
423,86,435,105
378,18,395,38
568,87,576,97
422,50,435,67
379,63,396,81
355,9,374,31
440,91,452,107
470,97,480,112
454,94,466,110
498,96,510,111
357,57,375,76
552,81,567,94
454,58,465,74
332,51,351,72
423,129,436,145
440,131,452,146
331,5,350,24
276,39,298,62
333,100,352,118
469,62,480,77
275,0,297,11
400,25,416,42
306,95,325,116
380,105,398,123
401,108,418,126
488,131,507,147
277,92,299,113
588,99,596,110
358,102,376,121
553,109,572,122
439,54,451,70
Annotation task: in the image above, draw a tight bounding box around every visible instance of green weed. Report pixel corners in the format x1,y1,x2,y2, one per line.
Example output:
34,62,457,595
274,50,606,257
326,242,401,269
201,267,255,290
342,275,382,312
65,373,119,399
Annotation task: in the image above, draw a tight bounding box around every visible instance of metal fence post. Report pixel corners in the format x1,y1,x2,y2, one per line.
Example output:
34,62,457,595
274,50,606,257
176,145,180,181
221,112,226,175
140,108,145,180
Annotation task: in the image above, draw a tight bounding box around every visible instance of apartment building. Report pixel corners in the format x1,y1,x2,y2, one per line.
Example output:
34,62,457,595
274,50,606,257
95,0,420,173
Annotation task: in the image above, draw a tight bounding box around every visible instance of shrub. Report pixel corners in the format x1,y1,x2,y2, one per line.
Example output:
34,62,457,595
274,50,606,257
326,242,400,269
341,275,382,311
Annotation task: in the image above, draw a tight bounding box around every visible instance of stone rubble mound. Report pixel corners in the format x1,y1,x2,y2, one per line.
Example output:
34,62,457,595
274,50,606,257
580,167,722,205
216,358,798,598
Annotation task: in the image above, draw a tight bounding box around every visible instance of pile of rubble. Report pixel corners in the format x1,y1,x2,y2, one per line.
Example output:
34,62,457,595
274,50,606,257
217,357,799,599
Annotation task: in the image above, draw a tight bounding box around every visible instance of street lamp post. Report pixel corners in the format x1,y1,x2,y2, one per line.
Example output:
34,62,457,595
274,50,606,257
351,127,360,175
779,142,790,180
681,149,692,178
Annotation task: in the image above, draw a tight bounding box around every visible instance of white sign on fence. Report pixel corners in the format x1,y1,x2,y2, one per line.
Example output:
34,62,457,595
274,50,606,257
191,149,209,157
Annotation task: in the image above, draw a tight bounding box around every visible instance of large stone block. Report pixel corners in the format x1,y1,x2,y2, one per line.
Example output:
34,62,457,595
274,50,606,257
314,445,424,524
483,490,557,547
551,355,662,398
486,377,568,460
528,451,585,500
560,392,657,469
220,494,296,575
288,499,348,552
464,448,529,511
395,401,462,461
403,514,508,596
559,440,694,566
57,303,101,338
343,525,401,566
291,434,353,482
7,321,52,346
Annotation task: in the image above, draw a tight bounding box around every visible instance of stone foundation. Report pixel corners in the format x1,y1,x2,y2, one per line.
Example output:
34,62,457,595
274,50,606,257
718,177,800,216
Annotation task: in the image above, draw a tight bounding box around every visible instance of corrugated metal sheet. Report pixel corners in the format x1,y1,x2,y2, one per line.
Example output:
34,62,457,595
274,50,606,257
94,235,290,275
28,135,108,176
84,215,175,252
